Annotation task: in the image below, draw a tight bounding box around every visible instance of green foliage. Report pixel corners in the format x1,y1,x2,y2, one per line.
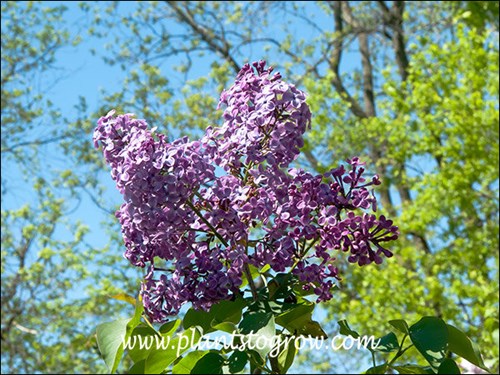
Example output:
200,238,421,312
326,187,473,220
339,317,490,374
409,317,448,370
373,333,399,353
183,297,246,334
446,323,489,371
95,290,492,374
275,301,327,339
96,297,143,372
239,312,276,362
96,319,131,373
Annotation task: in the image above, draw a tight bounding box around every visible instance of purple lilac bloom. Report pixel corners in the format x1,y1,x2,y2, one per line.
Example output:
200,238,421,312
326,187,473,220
202,60,311,172
94,61,398,321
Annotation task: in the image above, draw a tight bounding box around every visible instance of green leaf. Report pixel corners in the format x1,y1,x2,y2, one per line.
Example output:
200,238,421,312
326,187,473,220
128,359,146,374
191,352,225,374
127,325,159,362
227,350,248,374
373,332,399,353
121,297,146,364
300,321,328,340
392,364,435,374
212,321,238,334
144,326,203,374
276,336,297,374
184,297,246,334
248,350,266,373
159,319,181,336
292,284,317,297
96,318,129,373
338,319,360,339
447,324,488,371
239,312,276,361
172,350,208,374
276,302,327,338
239,311,273,334
389,320,410,334
182,309,210,333
365,363,388,374
211,297,246,326
268,273,295,300
438,358,461,374
240,264,270,288
128,298,144,333
409,317,448,370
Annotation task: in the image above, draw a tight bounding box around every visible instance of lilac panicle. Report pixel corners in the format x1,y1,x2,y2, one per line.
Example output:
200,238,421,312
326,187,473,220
202,61,311,172
94,61,398,321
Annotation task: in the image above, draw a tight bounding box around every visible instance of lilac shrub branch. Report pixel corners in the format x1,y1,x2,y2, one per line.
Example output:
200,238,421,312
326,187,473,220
93,61,399,322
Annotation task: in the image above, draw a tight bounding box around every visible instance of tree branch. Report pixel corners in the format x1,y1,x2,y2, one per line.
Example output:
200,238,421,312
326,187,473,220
165,1,240,73
341,2,377,117
329,2,368,119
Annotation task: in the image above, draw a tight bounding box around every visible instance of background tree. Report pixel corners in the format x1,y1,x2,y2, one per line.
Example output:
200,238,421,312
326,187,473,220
1,2,139,373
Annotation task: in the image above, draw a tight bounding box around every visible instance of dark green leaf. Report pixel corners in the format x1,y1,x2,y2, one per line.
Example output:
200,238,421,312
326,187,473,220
389,320,410,334
447,324,488,371
239,312,276,361
183,308,214,335
268,273,295,300
438,358,461,374
239,311,274,334
392,364,435,374
128,359,146,374
211,297,246,326
276,302,327,338
373,332,399,353
228,350,248,374
211,321,238,334
248,350,266,372
338,319,360,339
365,363,388,374
159,319,181,336
191,352,225,374
248,300,286,315
409,317,448,370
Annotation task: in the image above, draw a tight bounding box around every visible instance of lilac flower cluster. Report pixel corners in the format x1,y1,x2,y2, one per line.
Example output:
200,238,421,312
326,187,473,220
203,60,311,171
247,160,396,302
94,111,248,319
94,61,398,321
